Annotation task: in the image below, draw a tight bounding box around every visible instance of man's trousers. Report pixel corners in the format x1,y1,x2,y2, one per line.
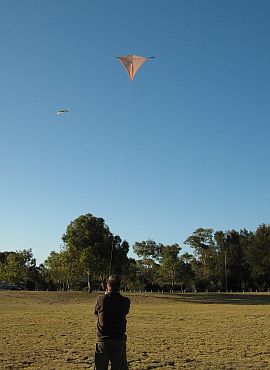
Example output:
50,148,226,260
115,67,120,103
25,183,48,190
94,340,128,370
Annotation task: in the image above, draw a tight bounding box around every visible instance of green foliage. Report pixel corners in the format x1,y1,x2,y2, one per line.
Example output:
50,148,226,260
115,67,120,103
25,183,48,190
245,224,270,289
159,244,181,289
61,213,114,291
1,216,270,292
0,249,37,288
134,225,270,292
133,240,162,261
54,213,130,291
124,258,144,290
110,237,130,277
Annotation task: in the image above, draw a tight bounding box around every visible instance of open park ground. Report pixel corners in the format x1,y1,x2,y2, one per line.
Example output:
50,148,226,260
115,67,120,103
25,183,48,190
1,291,270,369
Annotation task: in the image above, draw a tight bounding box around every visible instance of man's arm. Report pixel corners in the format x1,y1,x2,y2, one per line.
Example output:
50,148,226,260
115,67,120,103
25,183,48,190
94,299,99,316
126,298,130,314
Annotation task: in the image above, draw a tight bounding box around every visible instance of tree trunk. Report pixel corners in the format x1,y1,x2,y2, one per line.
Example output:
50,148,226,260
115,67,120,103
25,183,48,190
87,271,91,292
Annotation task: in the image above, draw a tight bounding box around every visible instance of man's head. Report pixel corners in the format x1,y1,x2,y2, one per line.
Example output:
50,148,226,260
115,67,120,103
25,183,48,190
107,275,121,292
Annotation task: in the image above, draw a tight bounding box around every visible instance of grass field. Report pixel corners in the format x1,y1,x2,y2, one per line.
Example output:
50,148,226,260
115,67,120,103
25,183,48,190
1,291,270,369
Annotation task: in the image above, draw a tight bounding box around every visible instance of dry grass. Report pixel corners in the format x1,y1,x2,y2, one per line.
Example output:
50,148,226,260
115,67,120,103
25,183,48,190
1,291,270,369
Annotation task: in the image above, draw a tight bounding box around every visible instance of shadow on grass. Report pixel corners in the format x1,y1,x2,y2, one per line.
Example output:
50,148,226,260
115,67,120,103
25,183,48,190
152,292,270,305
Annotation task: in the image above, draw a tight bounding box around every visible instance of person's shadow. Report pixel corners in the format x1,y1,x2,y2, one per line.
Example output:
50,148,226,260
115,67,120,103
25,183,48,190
154,292,270,305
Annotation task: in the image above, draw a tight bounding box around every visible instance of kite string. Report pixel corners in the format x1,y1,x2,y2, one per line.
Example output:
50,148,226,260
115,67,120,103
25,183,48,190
65,331,89,362
115,83,132,217
109,83,132,275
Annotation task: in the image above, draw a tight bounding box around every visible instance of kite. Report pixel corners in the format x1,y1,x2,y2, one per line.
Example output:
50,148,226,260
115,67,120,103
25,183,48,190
57,109,69,115
117,54,154,81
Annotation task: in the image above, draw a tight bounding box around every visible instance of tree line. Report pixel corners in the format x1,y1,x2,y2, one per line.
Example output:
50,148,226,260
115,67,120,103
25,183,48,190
1,213,270,292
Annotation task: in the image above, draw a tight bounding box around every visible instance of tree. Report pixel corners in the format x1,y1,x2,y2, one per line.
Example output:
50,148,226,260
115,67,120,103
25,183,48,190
184,228,214,262
245,224,270,290
44,250,80,290
124,258,144,291
214,230,250,291
133,240,162,262
62,213,127,291
177,253,195,291
184,228,218,290
0,249,36,289
159,244,181,290
110,237,130,277
133,240,162,289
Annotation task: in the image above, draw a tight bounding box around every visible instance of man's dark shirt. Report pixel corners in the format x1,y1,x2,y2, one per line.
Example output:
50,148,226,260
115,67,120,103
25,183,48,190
94,292,130,341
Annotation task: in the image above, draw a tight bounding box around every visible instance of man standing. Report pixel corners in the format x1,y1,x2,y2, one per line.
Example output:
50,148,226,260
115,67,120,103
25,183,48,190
94,275,130,370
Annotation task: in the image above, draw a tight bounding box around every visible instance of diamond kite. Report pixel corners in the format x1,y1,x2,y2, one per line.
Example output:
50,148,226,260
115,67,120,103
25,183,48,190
117,54,154,81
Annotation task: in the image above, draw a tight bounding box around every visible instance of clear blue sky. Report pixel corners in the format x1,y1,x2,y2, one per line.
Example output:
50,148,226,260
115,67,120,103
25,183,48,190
0,0,270,264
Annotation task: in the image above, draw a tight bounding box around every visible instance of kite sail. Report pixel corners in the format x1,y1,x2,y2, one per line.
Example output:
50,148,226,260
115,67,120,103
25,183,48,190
117,54,154,81
57,109,69,115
